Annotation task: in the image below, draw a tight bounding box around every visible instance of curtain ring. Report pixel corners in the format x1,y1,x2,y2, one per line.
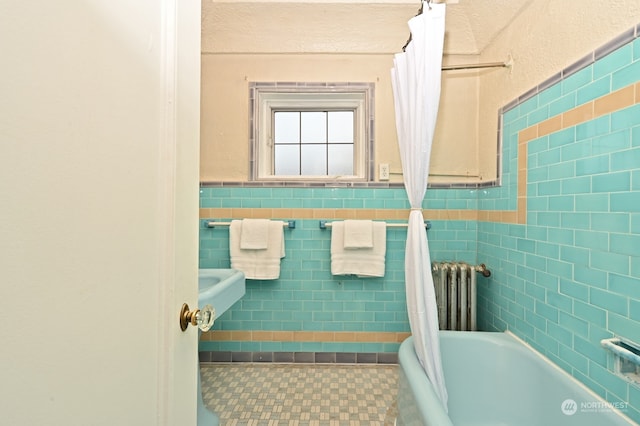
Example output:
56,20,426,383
417,0,431,17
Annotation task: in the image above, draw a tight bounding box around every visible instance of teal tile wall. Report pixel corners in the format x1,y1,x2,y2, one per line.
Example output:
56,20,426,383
478,35,640,423
198,24,639,425
199,186,478,354
199,186,478,211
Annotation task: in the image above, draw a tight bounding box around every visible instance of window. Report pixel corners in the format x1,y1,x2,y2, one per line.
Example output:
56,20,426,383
250,83,373,181
273,110,354,176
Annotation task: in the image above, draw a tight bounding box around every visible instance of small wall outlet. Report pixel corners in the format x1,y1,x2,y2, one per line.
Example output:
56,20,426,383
379,163,390,181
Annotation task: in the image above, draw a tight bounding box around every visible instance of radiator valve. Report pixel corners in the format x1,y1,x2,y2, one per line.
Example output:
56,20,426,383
476,264,491,277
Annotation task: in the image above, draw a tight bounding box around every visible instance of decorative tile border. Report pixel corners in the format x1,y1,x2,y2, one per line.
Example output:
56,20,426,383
201,330,410,344
484,80,640,226
199,350,399,364
199,207,478,222
200,180,486,189
199,330,407,364
501,25,640,114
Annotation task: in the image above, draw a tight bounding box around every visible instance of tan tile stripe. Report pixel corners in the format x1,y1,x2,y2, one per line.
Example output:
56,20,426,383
200,207,478,221
201,330,411,344
498,81,640,225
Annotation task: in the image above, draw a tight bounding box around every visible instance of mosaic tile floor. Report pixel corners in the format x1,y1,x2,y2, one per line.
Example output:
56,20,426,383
201,363,399,426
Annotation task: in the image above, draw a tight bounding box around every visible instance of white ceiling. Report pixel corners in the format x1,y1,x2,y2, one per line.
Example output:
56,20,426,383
202,0,534,55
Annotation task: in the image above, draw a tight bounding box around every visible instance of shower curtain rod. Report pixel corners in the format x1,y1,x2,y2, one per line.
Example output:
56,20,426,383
441,61,510,71
403,0,510,74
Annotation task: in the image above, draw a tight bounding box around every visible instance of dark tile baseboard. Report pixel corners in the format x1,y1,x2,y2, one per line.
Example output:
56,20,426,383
199,351,398,365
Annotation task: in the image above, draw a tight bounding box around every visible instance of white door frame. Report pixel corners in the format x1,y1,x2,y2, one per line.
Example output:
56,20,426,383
0,1,201,424
157,0,202,423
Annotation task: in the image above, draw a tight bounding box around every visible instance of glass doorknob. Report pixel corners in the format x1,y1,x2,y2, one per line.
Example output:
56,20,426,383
179,303,215,332
196,304,215,331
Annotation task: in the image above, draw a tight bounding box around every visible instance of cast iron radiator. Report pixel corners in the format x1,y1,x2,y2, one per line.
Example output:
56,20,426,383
431,262,490,331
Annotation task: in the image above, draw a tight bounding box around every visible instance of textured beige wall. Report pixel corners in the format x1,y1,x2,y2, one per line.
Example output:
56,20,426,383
200,53,480,182
478,0,640,180
201,2,640,184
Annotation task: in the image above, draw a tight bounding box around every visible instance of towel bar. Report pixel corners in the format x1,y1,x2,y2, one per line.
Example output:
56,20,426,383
319,220,430,230
204,220,296,229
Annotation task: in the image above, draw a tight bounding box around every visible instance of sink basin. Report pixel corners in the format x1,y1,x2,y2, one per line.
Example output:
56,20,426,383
197,268,245,426
198,268,246,319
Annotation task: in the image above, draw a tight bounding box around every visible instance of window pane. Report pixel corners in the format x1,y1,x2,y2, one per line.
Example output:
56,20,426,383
328,111,354,143
274,145,300,175
328,145,353,175
301,111,326,143
301,145,327,175
274,112,300,144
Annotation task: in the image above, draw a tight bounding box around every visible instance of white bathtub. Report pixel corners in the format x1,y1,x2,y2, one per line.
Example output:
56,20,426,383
397,331,637,426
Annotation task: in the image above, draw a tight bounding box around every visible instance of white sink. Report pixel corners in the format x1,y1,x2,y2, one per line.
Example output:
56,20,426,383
198,268,246,319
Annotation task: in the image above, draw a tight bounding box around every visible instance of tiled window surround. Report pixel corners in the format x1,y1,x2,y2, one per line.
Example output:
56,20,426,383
200,24,640,422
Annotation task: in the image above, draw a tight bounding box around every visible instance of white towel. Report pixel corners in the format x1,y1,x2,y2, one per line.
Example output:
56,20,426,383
240,218,270,249
343,219,374,249
331,221,386,277
230,220,285,280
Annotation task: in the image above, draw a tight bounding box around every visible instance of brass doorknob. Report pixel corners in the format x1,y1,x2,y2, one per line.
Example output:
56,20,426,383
179,303,215,332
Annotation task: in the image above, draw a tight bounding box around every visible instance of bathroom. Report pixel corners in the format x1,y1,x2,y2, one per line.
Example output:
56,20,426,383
4,0,640,424
198,0,640,424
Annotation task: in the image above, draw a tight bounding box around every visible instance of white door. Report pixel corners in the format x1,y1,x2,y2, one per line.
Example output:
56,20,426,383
0,1,201,424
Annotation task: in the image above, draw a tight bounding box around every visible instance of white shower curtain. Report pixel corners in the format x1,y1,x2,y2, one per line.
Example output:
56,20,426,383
391,3,448,410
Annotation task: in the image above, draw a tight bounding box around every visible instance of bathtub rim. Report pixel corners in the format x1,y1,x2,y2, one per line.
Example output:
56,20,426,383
504,330,638,425
398,331,638,426
398,334,453,426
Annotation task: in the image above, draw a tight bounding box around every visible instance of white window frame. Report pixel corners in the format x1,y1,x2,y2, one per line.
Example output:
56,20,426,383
250,83,374,182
